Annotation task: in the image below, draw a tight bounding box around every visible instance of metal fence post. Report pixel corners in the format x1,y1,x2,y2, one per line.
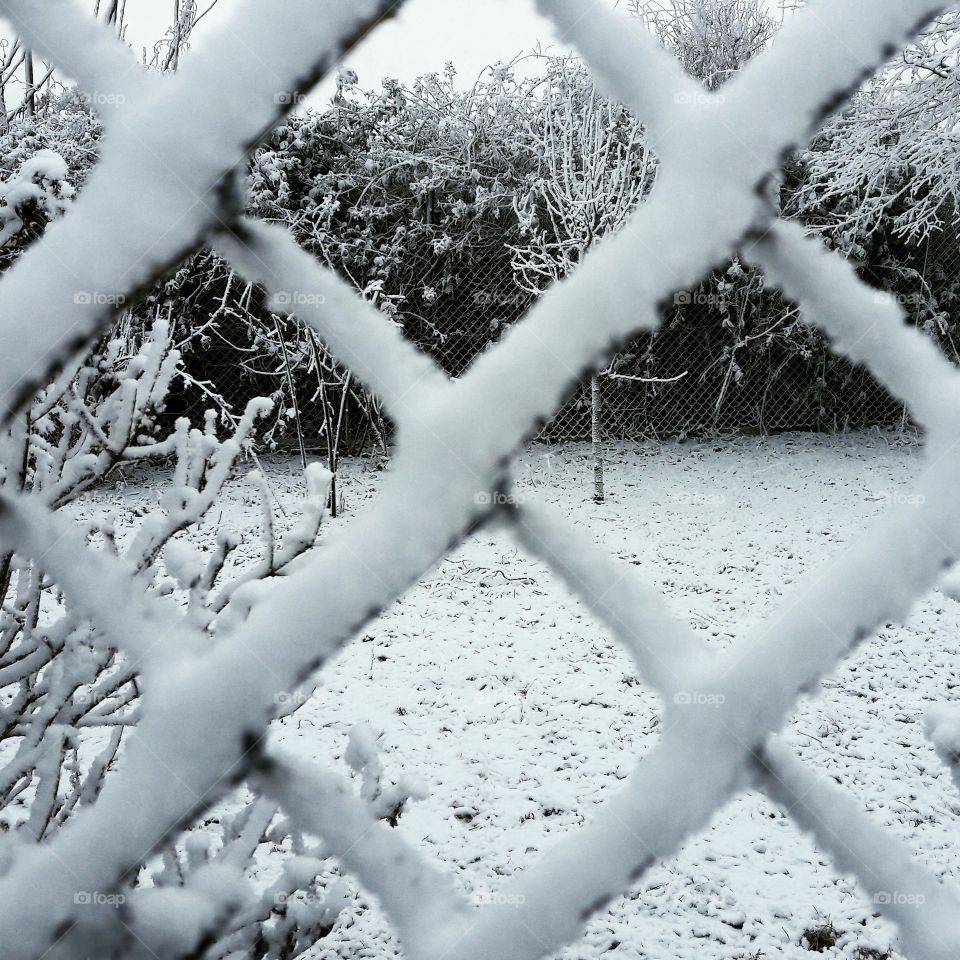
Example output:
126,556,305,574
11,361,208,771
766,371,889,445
592,373,604,503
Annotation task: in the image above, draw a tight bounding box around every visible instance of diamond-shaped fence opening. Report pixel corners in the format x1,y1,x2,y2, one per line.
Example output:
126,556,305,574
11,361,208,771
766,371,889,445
0,1,959,959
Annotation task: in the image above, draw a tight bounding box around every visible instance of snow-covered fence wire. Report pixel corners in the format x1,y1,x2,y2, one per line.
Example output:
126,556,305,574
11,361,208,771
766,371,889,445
0,0,959,958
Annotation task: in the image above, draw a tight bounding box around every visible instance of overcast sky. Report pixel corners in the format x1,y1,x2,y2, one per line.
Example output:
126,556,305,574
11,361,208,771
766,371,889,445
4,0,786,104
121,0,584,95
129,0,787,89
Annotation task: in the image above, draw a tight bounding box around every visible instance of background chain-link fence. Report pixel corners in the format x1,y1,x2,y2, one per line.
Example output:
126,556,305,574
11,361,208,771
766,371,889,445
4,22,955,504
52,36,953,485
171,229,931,465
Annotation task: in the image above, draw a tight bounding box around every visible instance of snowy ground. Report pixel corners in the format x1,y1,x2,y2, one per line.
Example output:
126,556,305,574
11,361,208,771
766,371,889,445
81,432,959,960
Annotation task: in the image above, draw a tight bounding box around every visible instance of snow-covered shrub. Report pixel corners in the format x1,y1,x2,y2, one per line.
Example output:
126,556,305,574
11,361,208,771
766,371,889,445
0,315,404,957
510,56,654,290
0,321,261,828
0,90,102,182
136,62,543,460
795,11,960,245
0,107,419,937
786,12,960,379
0,92,100,271
632,0,776,90
0,202,417,958
246,61,537,377
0,149,73,248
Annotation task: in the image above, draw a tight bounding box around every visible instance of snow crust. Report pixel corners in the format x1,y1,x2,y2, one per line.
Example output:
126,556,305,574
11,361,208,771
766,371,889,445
66,437,960,960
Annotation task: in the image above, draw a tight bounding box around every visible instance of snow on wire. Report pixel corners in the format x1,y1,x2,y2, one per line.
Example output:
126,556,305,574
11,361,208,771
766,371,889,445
0,0,958,958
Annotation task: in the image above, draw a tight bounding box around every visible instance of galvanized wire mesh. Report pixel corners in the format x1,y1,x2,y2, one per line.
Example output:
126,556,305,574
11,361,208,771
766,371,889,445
173,238,926,455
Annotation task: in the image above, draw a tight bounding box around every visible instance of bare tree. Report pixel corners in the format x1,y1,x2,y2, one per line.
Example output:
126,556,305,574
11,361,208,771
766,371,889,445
511,57,655,503
629,0,776,88
0,0,115,131
796,11,960,243
0,38,22,133
147,0,221,73
22,49,34,119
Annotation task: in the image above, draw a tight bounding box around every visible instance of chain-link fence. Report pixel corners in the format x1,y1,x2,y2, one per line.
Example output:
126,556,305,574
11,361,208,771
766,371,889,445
5,3,960,958
171,229,931,483
150,38,960,501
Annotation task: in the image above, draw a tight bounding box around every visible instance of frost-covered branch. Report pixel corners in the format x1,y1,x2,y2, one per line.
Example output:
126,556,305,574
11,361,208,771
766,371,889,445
255,745,458,953
0,318,336,957
634,0,777,90
217,220,447,418
0,0,410,420
794,11,960,243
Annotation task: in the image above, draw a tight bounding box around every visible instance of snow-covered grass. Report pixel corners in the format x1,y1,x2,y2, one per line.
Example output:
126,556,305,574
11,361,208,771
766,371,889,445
77,432,959,960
